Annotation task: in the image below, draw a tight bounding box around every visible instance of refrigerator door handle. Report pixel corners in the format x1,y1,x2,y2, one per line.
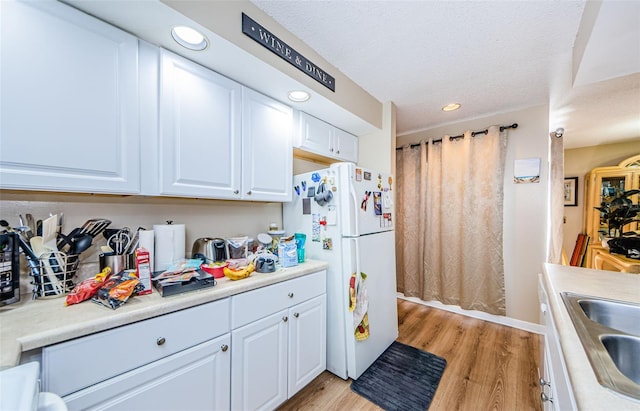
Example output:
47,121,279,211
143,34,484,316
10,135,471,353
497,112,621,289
353,237,361,282
349,182,359,236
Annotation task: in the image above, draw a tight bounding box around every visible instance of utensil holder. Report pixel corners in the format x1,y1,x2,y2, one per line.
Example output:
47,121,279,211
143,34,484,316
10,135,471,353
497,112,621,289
28,252,79,299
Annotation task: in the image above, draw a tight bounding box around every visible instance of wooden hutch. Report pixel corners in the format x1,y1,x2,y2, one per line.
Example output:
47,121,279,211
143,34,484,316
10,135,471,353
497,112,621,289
582,154,640,273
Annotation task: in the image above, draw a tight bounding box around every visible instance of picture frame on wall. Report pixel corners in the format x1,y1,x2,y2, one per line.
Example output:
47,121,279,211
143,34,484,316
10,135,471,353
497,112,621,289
564,177,578,206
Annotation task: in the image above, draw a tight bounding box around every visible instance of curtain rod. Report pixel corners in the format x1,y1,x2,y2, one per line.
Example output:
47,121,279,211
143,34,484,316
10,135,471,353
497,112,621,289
396,123,518,150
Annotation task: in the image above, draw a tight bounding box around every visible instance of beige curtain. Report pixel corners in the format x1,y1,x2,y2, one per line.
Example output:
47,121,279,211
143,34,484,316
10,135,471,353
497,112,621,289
396,126,507,315
548,131,564,263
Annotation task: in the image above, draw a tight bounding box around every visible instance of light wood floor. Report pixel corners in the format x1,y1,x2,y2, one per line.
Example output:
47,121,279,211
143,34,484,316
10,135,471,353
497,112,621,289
279,299,542,411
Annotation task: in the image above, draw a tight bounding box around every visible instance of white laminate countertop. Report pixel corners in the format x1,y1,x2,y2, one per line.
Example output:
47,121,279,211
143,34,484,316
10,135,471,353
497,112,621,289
541,263,640,411
0,260,328,370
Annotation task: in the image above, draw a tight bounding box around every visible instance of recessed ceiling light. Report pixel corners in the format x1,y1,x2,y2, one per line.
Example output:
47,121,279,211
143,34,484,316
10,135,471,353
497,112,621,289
288,90,311,102
171,26,208,51
442,103,461,112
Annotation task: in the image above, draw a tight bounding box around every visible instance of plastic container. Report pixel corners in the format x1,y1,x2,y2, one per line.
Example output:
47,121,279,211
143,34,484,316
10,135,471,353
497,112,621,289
200,262,228,279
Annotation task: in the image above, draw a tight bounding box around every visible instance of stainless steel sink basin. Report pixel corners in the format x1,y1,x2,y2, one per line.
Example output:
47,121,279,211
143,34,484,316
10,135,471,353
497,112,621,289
561,292,640,400
578,299,640,336
601,335,640,385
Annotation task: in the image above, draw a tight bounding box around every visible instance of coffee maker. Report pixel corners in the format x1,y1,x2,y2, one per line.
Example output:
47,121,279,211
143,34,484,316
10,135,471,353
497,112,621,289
0,233,21,306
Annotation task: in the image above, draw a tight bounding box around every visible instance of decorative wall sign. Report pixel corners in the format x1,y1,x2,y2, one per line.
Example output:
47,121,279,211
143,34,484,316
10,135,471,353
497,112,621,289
513,158,541,184
242,13,336,92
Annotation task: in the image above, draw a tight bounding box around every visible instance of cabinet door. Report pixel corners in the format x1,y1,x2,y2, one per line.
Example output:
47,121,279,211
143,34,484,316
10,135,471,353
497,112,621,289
159,49,242,198
297,112,334,156
333,128,358,163
231,310,288,411
0,0,140,194
63,335,231,411
241,88,293,202
288,294,327,397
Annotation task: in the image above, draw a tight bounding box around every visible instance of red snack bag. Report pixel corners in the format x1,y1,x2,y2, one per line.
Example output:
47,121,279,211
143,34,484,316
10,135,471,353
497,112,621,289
65,267,112,306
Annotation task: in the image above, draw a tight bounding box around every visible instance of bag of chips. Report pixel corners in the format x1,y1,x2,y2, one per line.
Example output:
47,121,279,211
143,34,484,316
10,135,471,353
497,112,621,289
65,267,112,306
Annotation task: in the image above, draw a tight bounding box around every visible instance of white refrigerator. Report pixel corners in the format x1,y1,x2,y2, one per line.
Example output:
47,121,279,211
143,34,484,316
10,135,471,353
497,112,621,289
283,162,398,380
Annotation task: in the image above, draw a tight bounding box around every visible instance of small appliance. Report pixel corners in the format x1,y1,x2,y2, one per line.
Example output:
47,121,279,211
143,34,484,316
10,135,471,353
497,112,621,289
0,233,20,306
191,238,227,262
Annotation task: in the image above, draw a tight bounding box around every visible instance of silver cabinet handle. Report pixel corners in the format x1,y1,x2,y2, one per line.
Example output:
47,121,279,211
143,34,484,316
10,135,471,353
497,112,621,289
539,378,550,387
283,316,288,322
540,392,553,403
336,150,340,155
246,190,252,195
329,148,334,152
294,312,299,318
288,292,294,298
156,337,166,346
221,344,229,352
233,189,239,194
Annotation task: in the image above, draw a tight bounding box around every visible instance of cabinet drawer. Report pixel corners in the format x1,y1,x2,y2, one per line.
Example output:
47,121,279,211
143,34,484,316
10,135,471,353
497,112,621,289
63,334,231,411
231,271,326,329
43,298,230,396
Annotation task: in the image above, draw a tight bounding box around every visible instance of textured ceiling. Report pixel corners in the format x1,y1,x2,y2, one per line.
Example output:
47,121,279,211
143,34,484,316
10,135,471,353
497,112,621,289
252,0,640,149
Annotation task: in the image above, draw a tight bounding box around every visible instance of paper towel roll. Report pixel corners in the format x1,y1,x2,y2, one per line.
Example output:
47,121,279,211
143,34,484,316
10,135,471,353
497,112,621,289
138,230,155,273
153,224,185,271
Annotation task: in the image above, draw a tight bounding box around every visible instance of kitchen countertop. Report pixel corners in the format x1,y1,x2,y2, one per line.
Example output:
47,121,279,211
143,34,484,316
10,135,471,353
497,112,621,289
541,263,640,410
0,260,328,370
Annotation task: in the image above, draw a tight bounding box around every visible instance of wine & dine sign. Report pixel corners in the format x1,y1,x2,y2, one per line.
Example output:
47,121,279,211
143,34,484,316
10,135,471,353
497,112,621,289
242,13,336,92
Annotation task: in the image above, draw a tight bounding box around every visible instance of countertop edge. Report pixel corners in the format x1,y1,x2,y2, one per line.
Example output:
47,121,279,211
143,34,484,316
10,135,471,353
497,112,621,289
541,263,640,410
0,260,328,369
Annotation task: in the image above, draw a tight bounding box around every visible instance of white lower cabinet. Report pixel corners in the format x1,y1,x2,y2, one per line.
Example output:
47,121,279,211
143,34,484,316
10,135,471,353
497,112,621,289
40,273,326,411
42,299,231,410
538,280,577,411
231,271,327,411
63,334,231,411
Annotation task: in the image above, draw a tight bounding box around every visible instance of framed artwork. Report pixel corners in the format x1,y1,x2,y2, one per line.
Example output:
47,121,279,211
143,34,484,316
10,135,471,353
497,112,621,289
564,177,578,206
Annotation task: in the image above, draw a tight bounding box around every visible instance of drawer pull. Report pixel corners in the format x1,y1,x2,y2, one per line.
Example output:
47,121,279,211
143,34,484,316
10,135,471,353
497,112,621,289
233,189,239,194
246,190,252,195
294,312,299,318
283,316,288,322
539,378,550,387
540,392,553,403
288,292,294,298
156,337,166,346
221,344,229,352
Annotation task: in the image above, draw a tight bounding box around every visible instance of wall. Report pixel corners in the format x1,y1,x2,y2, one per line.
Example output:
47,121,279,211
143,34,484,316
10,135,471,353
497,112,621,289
359,102,397,175
161,0,382,130
0,191,281,295
397,105,550,323
563,140,640,257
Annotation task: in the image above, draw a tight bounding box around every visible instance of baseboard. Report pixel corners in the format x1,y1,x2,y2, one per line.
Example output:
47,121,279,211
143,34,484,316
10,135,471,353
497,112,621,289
397,293,545,334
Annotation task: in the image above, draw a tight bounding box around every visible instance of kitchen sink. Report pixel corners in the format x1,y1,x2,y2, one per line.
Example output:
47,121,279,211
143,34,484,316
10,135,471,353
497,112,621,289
578,299,640,336
601,335,640,385
561,292,640,400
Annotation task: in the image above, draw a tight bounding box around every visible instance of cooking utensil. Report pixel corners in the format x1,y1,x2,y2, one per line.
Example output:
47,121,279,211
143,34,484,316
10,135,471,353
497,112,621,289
69,233,93,255
25,214,35,236
42,215,58,250
124,227,144,254
30,236,63,295
108,229,131,255
78,218,112,238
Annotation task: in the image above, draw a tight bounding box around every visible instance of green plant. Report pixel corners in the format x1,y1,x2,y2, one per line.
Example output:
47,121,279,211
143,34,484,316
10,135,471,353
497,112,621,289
595,189,640,237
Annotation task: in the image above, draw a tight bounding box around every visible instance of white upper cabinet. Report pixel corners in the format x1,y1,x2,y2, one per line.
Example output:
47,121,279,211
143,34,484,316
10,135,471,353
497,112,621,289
332,128,358,163
156,51,292,201
241,87,293,202
158,49,242,199
0,0,140,194
295,111,358,163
